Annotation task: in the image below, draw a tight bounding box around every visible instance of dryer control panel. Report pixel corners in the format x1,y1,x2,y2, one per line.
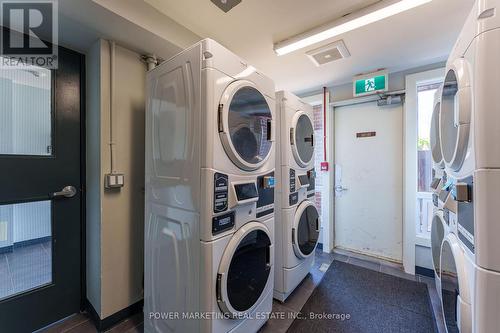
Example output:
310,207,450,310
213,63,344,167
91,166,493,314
214,173,229,213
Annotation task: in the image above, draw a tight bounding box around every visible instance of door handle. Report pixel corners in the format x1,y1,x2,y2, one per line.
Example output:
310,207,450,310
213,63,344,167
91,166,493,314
335,185,348,192
52,186,77,198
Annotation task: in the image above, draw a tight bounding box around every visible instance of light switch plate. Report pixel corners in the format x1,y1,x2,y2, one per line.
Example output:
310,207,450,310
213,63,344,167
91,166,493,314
105,173,125,189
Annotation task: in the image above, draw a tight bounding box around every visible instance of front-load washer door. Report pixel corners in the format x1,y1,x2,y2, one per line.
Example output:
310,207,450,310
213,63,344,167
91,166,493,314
440,59,473,172
431,99,444,167
440,234,472,333
292,201,320,259
431,212,446,278
291,112,315,167
219,81,273,171
217,222,272,317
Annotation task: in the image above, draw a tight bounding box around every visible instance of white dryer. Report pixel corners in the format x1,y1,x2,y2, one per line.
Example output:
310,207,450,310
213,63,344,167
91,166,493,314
274,91,320,302
438,1,500,332
145,39,276,333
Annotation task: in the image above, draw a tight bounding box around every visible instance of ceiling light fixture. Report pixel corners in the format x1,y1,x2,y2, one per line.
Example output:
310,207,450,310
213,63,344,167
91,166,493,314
210,0,242,13
274,0,432,56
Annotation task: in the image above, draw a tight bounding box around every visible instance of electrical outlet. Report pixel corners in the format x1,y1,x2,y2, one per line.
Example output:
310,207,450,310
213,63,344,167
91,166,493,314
105,173,124,189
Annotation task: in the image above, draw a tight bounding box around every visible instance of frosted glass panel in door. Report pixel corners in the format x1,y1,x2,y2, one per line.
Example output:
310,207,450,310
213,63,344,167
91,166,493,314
0,57,52,156
0,201,52,301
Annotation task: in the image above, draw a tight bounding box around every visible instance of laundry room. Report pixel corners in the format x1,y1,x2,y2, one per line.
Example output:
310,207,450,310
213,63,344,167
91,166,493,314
0,0,499,332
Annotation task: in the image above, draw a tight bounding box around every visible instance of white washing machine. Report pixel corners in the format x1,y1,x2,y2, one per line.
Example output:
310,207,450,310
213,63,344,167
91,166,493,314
273,91,320,302
144,39,276,333
438,1,500,332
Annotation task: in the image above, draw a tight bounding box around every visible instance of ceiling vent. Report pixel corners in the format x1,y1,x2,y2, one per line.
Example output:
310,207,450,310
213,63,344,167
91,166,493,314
210,0,242,12
306,40,350,66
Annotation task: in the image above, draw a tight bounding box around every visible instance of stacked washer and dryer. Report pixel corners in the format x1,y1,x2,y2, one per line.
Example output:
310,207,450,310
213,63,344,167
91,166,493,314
430,86,454,298
144,39,276,333
430,86,451,300
433,1,500,332
274,91,320,302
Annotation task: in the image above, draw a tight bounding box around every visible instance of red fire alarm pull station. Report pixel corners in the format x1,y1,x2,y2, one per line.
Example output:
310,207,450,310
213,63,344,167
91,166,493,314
320,162,329,171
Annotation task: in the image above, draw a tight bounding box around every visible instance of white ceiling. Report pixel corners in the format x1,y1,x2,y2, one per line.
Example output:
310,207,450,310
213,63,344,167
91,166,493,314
144,0,473,94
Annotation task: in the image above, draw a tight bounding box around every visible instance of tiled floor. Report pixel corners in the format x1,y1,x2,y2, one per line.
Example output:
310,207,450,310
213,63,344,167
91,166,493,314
259,248,336,333
0,240,52,301
39,248,446,333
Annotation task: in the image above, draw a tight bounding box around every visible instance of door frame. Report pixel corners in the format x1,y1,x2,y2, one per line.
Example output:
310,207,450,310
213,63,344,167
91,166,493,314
79,51,87,313
331,96,404,262
403,68,444,274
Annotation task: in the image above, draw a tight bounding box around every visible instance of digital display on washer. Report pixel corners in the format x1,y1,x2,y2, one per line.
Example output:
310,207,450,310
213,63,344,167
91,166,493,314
298,175,310,187
234,183,259,201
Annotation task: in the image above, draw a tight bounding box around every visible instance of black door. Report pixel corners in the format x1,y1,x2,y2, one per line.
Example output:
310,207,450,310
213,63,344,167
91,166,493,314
0,46,84,332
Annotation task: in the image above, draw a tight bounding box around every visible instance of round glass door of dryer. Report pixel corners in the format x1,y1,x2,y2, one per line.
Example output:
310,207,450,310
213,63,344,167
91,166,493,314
440,234,472,333
430,97,444,167
219,81,273,171
293,201,320,259
440,59,472,172
291,113,315,167
217,222,272,317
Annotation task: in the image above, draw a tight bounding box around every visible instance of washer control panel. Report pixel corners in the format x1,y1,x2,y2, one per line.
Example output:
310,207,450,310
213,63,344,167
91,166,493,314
214,173,229,213
289,169,296,193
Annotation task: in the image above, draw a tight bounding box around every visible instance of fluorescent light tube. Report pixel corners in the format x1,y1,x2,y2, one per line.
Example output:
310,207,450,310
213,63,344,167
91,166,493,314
274,0,432,56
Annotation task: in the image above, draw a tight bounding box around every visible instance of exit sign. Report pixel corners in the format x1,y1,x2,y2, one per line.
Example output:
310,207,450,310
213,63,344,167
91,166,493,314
353,70,388,97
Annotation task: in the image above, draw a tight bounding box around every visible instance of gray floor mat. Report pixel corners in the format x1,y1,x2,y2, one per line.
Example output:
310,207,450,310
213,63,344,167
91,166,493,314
288,261,436,333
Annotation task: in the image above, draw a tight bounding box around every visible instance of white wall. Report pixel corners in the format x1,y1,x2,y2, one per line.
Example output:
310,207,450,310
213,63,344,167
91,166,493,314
416,245,433,269
86,39,146,319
